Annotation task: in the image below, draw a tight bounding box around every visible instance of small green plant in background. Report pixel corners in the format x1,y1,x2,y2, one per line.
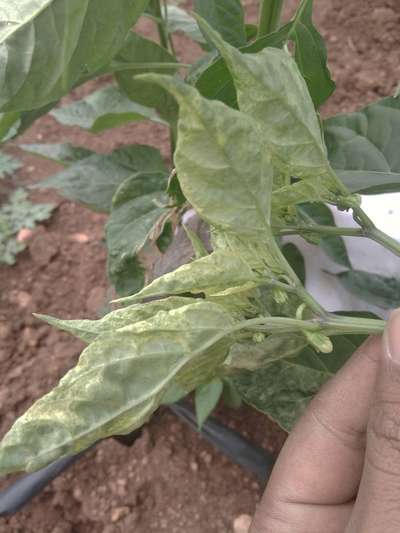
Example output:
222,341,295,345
0,0,399,475
0,152,54,265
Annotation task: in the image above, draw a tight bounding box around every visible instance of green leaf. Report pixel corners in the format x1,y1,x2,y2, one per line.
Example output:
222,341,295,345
194,0,246,48
115,33,178,124
0,112,20,141
0,189,54,265
194,0,334,109
138,75,273,237
165,5,206,44
0,301,235,474
116,249,261,305
233,333,365,431
106,172,169,296
0,0,150,112
0,152,22,178
194,26,290,108
285,0,335,108
336,270,400,310
282,243,306,285
298,203,352,268
36,145,167,212
183,225,209,259
196,18,343,199
20,143,93,165
195,378,224,428
51,85,165,133
35,296,195,343
325,96,400,194
156,220,174,253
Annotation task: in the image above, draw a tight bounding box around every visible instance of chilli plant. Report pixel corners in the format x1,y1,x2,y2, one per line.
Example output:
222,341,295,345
1,0,400,475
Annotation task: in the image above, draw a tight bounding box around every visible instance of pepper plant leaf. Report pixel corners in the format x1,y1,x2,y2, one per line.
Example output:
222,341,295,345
336,270,400,309
20,143,93,166
51,85,165,134
196,18,345,201
194,0,334,109
195,378,224,428
115,33,178,125
37,145,167,212
194,0,246,48
0,301,235,474
116,249,262,305
35,296,195,344
138,74,273,237
233,334,366,431
325,96,400,194
106,171,169,296
0,0,150,112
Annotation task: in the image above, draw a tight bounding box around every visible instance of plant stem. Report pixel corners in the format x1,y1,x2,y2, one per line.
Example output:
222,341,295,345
257,0,284,37
352,205,400,257
276,225,365,238
150,0,169,50
110,62,190,72
242,314,386,336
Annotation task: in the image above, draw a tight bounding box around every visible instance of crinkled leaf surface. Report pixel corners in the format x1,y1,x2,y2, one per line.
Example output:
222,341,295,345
20,143,93,165
115,33,178,124
0,301,235,474
325,96,400,194
298,203,352,268
194,0,334,109
336,270,400,310
0,0,149,112
226,333,308,371
37,145,166,212
197,20,338,189
51,85,164,133
36,296,195,343
139,75,273,237
117,249,261,305
106,171,169,296
194,0,246,48
233,334,365,431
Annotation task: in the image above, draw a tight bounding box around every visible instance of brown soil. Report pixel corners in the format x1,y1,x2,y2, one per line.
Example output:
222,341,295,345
1,1,399,531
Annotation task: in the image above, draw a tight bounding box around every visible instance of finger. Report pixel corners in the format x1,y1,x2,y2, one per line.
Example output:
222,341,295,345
346,310,400,532
251,335,382,533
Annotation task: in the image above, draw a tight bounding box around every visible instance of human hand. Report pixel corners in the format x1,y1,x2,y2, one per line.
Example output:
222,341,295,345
250,310,400,533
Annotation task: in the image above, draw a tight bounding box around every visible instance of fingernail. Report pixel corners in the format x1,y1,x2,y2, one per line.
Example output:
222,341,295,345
385,309,400,363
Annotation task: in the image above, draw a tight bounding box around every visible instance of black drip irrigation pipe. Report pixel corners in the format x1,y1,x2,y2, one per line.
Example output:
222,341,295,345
0,402,275,517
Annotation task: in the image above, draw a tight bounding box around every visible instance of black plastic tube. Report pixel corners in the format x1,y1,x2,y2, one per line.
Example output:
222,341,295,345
0,403,275,516
0,451,85,516
170,402,275,483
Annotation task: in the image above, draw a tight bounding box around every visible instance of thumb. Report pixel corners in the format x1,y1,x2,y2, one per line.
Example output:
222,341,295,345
346,309,400,533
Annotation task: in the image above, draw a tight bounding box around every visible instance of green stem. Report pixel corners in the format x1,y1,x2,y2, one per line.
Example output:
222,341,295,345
242,315,386,336
369,227,400,257
270,237,329,318
257,0,284,37
276,225,365,238
151,0,169,50
352,205,400,257
110,62,189,72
